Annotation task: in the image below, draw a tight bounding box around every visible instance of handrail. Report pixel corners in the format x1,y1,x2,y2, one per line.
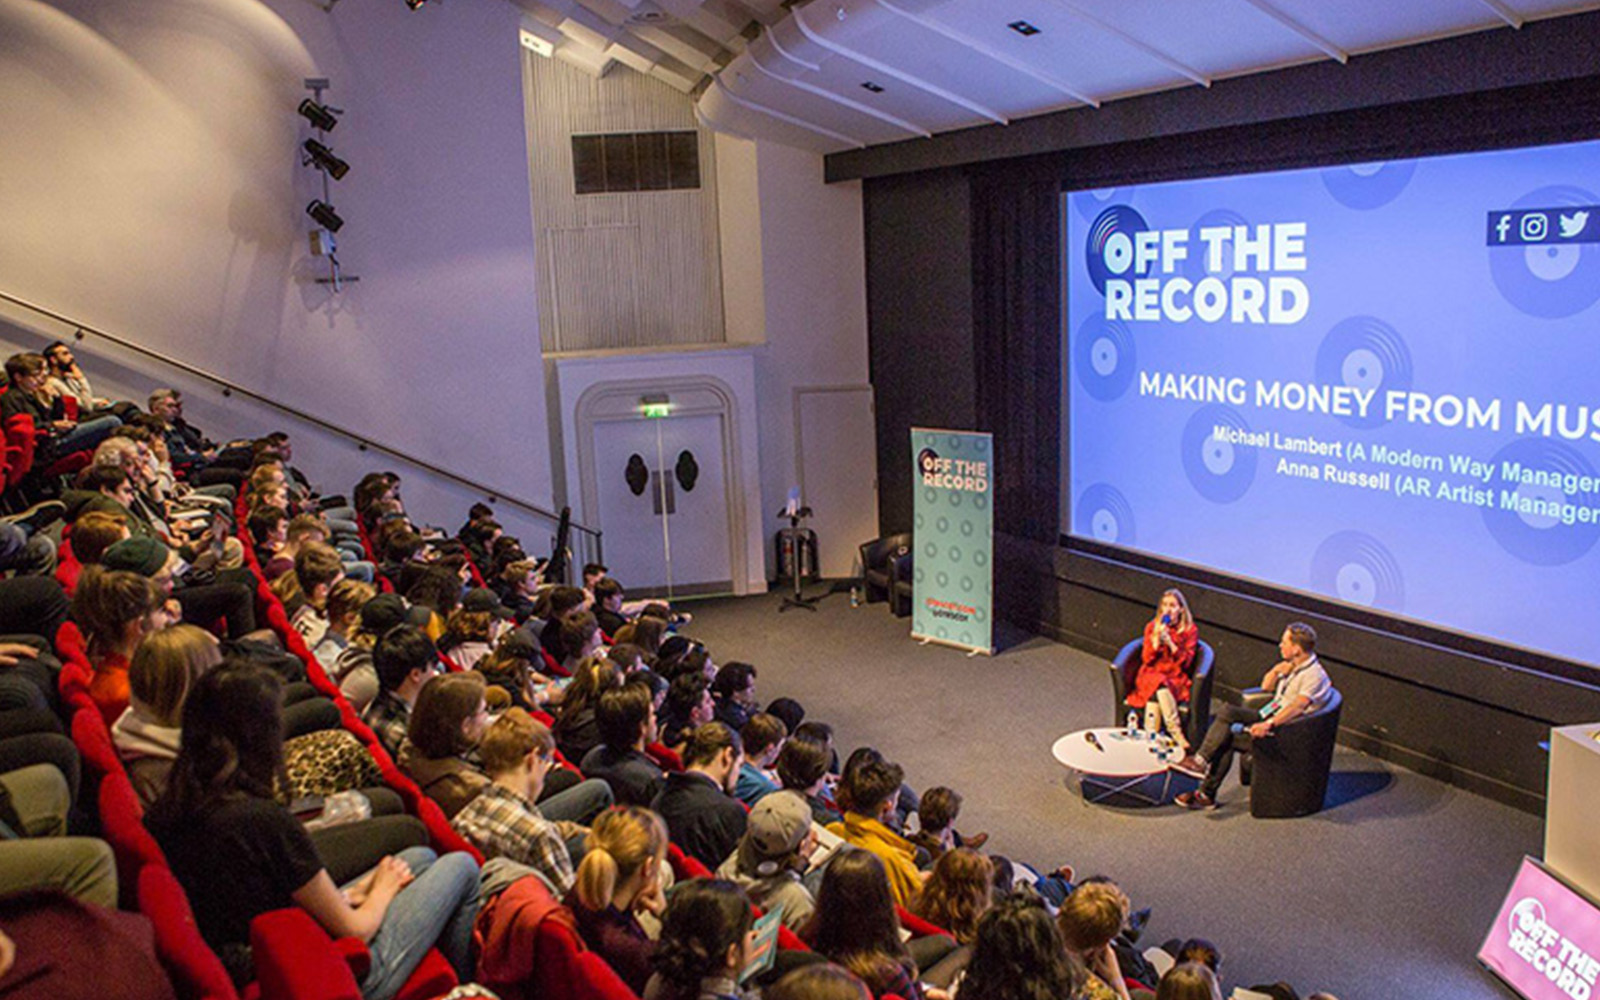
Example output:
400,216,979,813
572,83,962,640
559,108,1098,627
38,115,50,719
0,289,601,546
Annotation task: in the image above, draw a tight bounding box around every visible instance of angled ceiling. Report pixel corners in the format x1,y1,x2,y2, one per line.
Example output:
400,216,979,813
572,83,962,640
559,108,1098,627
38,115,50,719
510,0,1600,153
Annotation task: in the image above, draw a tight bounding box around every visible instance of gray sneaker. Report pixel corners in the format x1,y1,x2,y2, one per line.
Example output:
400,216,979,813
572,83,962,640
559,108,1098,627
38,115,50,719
1,500,65,533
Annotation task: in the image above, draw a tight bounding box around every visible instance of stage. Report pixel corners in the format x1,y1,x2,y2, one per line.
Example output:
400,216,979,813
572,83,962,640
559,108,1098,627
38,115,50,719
687,591,1542,1000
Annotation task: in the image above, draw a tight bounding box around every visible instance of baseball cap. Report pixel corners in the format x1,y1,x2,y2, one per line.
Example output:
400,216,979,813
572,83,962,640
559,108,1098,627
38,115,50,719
738,790,812,876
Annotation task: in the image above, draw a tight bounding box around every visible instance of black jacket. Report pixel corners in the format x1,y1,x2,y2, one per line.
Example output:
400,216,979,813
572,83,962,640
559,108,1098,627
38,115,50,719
651,770,747,869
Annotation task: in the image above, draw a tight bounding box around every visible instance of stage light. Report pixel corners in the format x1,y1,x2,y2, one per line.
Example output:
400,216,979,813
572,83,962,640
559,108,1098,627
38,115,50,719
404,0,426,9
298,98,340,132
306,200,344,232
302,139,349,180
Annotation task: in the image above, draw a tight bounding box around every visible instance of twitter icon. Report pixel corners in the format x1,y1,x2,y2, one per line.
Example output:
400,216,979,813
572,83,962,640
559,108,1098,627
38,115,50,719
1559,211,1589,239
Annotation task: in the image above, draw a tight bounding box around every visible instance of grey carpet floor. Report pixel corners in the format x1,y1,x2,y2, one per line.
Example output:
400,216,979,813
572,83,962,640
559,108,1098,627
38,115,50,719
679,591,1540,1000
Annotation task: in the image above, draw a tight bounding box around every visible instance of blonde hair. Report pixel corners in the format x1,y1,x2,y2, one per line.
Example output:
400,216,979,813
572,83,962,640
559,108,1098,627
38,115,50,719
574,806,667,911
129,625,222,726
1158,589,1194,631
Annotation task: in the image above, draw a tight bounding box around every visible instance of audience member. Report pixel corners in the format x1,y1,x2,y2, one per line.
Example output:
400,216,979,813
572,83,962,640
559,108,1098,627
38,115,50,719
804,849,961,998
913,847,993,945
958,893,1087,1000
734,712,786,806
1156,963,1222,1000
582,682,668,807
148,661,479,996
593,576,628,636
1057,881,1135,1000
452,709,613,894
112,624,221,806
74,566,173,726
766,964,873,1000
555,656,622,764
646,879,758,1000
715,789,818,932
68,510,130,565
567,805,669,994
3,352,121,468
363,625,439,759
828,757,923,907
313,579,375,672
711,661,759,731
777,734,841,825
399,671,493,819
651,721,748,868
659,671,713,751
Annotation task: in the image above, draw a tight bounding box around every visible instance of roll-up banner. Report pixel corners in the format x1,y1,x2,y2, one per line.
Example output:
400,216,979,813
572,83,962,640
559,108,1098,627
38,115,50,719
910,428,994,655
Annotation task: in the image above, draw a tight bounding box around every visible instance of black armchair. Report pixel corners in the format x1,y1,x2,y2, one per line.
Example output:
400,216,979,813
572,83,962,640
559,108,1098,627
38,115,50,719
1236,687,1343,819
887,548,913,618
859,533,911,605
1108,638,1215,750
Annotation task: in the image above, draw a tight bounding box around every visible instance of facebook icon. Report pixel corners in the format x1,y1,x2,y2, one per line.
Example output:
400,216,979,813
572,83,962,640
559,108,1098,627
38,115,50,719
1495,214,1512,242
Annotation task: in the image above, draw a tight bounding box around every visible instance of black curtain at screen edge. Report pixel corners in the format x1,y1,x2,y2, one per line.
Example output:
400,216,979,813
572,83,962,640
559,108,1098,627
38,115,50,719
971,172,1061,546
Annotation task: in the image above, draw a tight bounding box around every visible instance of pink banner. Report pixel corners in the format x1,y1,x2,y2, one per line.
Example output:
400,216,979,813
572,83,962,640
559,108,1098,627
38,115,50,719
1480,858,1600,1000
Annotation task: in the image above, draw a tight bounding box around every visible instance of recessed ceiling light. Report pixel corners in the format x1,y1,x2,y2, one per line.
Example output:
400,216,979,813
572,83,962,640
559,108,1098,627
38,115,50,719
1008,20,1041,36
860,81,884,93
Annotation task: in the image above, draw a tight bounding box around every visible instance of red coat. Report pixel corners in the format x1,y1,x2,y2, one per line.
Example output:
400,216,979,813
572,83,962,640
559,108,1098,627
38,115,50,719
1127,620,1197,707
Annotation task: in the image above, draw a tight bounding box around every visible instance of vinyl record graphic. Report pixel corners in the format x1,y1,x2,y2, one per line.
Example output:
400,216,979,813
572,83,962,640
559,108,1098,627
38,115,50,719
1084,205,1149,295
1320,159,1418,210
1313,316,1414,429
1074,483,1136,546
1073,187,1125,223
1310,531,1405,611
1482,437,1600,565
1074,314,1137,401
1182,405,1258,504
1489,185,1600,319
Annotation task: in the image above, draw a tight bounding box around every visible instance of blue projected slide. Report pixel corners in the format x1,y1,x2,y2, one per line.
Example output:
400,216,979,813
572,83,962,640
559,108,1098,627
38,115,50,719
1064,140,1600,666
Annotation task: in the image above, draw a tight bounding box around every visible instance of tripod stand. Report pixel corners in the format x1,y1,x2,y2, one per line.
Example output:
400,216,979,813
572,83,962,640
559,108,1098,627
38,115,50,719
778,506,820,613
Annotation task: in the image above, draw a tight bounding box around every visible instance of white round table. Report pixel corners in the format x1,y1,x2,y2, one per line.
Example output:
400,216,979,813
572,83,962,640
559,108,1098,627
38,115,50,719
1052,727,1179,805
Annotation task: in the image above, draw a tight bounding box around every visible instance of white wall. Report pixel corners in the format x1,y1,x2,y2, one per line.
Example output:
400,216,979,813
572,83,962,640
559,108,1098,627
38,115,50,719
0,0,554,507
739,139,876,578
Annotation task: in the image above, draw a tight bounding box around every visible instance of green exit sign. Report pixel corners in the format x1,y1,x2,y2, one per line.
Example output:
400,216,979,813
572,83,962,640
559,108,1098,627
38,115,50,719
642,402,672,419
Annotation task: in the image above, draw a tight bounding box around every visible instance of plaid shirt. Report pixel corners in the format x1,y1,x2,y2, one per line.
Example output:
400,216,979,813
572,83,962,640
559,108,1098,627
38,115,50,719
363,691,411,760
452,783,575,894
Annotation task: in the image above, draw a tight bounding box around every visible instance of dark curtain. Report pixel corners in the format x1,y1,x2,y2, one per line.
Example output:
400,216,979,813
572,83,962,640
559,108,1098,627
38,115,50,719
970,171,1061,544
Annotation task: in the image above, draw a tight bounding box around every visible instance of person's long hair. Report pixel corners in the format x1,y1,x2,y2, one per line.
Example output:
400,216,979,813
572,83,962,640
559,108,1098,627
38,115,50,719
148,660,287,825
959,893,1086,1000
912,847,993,944
555,656,619,735
804,850,913,987
651,880,753,1000
1156,588,1194,631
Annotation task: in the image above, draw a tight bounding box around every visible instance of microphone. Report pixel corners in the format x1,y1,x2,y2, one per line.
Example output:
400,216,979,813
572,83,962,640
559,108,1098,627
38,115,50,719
1085,732,1105,752
1160,614,1171,626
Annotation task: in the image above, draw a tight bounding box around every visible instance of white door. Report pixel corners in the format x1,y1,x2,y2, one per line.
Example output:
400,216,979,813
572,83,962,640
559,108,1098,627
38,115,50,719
590,413,734,597
797,386,879,577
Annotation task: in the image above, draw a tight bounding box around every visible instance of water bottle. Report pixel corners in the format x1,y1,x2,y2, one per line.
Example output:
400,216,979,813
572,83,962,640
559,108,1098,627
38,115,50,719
850,586,861,608
1126,711,1138,736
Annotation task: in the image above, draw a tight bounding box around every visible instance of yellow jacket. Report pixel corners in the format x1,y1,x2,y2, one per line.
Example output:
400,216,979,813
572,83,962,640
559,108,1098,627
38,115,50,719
827,811,922,907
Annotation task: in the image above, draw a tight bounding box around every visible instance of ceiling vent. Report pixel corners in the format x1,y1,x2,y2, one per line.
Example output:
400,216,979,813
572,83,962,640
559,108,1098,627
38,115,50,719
628,1,675,25
1008,20,1041,36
